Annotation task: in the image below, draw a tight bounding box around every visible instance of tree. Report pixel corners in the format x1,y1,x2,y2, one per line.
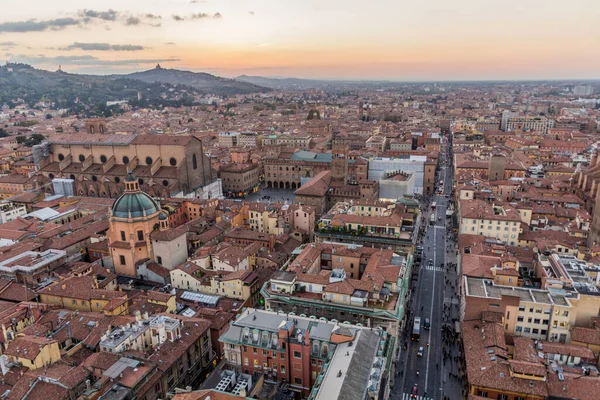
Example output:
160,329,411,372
45,114,53,119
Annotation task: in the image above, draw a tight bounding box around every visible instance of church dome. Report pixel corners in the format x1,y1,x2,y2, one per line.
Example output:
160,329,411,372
112,191,160,218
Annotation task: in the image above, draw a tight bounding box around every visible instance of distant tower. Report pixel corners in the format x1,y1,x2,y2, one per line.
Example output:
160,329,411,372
307,109,321,120
156,63,162,69
85,118,108,134
137,91,143,101
331,145,349,181
488,154,506,181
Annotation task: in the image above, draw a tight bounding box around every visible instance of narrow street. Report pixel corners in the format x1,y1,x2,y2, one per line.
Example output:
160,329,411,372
393,137,466,400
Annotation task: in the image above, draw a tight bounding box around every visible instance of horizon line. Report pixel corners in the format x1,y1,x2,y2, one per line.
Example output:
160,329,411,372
4,62,600,84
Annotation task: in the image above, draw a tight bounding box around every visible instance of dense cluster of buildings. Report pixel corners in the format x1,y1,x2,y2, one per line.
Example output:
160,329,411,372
0,80,597,400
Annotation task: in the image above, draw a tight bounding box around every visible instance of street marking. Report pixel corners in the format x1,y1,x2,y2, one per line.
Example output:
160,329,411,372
424,266,444,272
425,229,437,390
401,393,434,400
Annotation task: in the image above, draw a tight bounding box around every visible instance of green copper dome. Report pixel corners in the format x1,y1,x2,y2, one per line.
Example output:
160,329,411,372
112,191,160,218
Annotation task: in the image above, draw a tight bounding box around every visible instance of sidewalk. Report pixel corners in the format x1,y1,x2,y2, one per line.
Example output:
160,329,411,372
440,228,467,399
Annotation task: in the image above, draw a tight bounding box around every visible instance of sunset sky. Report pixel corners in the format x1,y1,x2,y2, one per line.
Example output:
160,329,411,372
1,0,599,80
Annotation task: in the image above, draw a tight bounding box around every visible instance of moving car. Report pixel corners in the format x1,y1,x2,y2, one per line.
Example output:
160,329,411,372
424,318,431,330
417,346,424,357
410,385,418,398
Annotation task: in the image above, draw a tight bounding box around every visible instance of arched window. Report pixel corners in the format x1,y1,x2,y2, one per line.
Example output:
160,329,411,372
92,176,98,182
48,173,54,179
169,157,177,166
138,178,144,185
192,154,198,170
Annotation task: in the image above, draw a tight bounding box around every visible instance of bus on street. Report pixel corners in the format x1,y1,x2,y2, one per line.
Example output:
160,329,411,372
412,317,421,341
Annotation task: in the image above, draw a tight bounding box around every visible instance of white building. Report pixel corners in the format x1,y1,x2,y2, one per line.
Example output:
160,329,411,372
367,155,426,195
0,202,27,224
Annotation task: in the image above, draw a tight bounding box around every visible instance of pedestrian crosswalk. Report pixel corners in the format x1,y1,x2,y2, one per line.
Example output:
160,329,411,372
401,393,434,400
424,265,444,272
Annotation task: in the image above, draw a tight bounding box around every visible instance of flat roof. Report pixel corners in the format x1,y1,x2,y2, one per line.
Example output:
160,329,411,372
315,329,382,400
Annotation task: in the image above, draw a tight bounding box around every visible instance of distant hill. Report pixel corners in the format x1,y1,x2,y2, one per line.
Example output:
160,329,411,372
236,75,396,90
114,67,270,95
0,63,205,113
0,63,271,116
235,75,330,89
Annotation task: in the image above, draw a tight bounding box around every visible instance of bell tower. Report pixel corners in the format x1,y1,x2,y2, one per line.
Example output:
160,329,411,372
331,145,349,181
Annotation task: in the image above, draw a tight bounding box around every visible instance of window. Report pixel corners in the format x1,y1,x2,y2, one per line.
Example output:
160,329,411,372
534,319,540,324
137,231,144,241
524,327,531,333
293,351,301,358
294,377,302,385
280,366,285,374
79,154,85,162
517,316,524,322
193,154,198,169
100,155,107,163
157,256,162,265
146,156,153,165
519,306,525,312
169,157,177,166
119,255,126,265
123,156,130,164
532,329,539,334
563,310,569,317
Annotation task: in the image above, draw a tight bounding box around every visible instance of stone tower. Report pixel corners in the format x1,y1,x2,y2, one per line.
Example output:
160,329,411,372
331,145,349,181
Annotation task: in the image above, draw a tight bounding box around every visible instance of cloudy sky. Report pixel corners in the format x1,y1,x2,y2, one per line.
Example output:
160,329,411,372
1,0,599,80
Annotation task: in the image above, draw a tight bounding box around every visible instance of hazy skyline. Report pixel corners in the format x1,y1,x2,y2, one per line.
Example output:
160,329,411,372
1,0,599,80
